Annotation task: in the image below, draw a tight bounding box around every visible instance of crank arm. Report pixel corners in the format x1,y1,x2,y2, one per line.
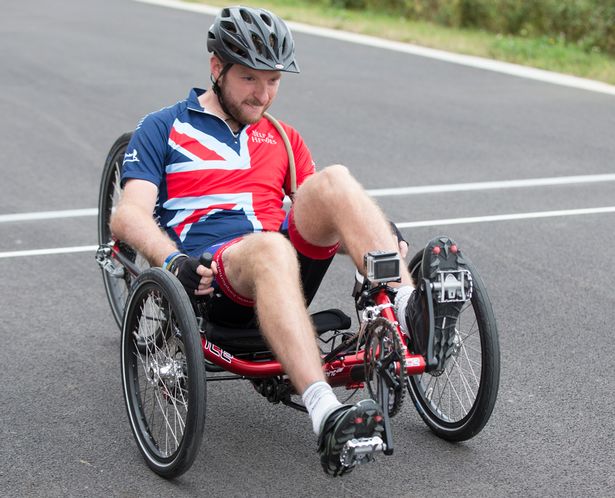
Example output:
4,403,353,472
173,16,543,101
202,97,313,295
379,373,394,455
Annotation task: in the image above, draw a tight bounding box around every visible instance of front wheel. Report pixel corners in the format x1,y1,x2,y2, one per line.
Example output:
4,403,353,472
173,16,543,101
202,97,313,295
121,268,206,478
406,249,500,441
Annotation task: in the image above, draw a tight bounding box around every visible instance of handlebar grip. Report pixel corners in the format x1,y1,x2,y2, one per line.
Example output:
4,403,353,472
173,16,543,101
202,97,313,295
199,252,213,268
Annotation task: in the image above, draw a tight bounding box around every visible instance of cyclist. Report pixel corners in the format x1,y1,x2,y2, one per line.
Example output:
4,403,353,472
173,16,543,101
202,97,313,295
110,5,461,476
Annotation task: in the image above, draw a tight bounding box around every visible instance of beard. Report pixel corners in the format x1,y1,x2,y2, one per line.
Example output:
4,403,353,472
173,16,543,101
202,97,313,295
219,84,270,125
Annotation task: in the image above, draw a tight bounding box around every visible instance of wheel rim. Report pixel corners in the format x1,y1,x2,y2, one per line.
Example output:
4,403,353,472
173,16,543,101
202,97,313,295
409,298,483,424
124,285,190,460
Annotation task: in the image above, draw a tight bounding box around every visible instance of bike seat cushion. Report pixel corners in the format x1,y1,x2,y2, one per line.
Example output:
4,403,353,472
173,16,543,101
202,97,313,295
204,308,351,354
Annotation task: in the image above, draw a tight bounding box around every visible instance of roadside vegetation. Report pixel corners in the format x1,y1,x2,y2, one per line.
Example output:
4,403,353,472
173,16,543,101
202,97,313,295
189,0,615,85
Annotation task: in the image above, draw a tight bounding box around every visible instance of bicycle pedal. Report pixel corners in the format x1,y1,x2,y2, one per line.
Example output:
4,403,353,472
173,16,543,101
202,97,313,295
430,269,473,303
340,436,385,467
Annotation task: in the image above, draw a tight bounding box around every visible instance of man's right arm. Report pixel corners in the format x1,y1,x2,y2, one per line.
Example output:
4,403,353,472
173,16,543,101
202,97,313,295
110,178,218,296
110,179,178,267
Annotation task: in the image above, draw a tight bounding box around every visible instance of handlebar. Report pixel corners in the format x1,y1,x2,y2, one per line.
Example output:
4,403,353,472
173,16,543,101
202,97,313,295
200,252,213,269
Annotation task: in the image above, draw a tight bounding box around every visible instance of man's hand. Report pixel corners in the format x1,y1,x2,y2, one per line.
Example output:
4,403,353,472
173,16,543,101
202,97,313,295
169,255,218,296
398,240,409,259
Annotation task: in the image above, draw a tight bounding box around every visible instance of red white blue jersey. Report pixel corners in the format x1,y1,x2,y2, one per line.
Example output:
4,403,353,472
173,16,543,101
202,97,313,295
121,88,315,256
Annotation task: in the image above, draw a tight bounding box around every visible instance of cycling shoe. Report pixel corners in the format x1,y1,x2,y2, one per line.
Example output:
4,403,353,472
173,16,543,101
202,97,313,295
317,399,384,477
406,236,472,371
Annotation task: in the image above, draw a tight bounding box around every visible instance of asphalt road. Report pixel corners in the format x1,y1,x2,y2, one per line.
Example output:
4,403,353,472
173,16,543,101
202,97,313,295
1,0,614,496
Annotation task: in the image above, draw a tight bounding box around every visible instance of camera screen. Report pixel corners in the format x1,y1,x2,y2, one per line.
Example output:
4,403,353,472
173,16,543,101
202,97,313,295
375,259,400,279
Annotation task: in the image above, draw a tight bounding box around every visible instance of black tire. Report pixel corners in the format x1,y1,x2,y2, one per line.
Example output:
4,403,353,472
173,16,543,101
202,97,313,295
98,132,149,328
406,248,500,441
121,268,206,478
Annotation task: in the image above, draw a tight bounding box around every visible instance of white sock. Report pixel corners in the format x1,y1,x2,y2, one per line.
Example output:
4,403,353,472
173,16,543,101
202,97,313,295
302,381,342,435
394,285,415,335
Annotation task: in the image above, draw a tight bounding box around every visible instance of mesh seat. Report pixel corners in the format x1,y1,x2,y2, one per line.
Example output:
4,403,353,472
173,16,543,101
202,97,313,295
204,308,352,354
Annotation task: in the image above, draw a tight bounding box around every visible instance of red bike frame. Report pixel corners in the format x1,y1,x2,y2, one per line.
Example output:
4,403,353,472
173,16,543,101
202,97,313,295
200,286,426,387
111,238,425,387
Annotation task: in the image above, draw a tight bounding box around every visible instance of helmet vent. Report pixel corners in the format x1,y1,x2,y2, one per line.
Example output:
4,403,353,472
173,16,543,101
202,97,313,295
228,41,247,57
252,33,265,55
221,20,237,33
240,9,253,23
260,13,272,26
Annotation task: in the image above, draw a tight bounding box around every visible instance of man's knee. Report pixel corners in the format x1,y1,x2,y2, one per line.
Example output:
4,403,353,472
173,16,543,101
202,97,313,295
321,163,350,178
308,164,358,202
244,232,298,274
320,164,351,187
221,233,298,294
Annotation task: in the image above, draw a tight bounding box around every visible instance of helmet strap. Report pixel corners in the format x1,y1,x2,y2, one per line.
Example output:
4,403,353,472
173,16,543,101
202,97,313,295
211,63,242,128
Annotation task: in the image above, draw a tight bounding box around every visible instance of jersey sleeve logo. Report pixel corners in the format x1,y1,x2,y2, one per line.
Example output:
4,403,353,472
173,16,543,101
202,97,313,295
123,149,140,163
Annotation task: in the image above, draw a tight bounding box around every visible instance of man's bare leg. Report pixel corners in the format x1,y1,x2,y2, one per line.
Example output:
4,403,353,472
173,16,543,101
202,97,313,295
218,232,327,394
215,165,413,396
213,176,396,473
292,164,413,286
217,232,342,434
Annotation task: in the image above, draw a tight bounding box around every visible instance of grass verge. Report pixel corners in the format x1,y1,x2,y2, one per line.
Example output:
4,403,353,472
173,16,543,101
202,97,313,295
187,0,615,85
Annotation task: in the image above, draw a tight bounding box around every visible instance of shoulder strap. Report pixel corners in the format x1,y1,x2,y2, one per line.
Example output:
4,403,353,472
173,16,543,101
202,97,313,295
264,112,297,196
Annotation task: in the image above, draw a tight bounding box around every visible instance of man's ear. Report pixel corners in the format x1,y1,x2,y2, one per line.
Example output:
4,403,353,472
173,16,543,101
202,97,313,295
210,55,224,81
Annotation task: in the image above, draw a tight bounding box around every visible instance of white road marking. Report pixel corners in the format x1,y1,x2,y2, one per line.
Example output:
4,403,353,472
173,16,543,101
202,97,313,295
396,206,615,228
133,0,615,96
0,208,98,223
1,206,615,258
366,173,615,197
2,173,615,224
0,245,99,259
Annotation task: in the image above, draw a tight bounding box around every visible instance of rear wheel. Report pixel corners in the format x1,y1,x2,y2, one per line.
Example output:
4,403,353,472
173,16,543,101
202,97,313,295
121,268,206,478
406,249,500,441
98,132,149,328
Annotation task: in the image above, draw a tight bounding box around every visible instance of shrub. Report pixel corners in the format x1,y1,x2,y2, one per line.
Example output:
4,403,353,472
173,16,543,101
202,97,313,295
322,0,615,56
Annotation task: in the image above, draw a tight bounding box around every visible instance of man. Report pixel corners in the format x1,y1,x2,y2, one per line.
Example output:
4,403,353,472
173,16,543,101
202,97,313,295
111,5,451,476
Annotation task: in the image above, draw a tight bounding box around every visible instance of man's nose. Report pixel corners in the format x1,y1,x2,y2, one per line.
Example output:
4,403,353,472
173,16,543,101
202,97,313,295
253,82,268,103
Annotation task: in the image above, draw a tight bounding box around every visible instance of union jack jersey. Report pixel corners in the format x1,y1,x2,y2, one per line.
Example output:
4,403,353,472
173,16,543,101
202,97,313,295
121,88,315,256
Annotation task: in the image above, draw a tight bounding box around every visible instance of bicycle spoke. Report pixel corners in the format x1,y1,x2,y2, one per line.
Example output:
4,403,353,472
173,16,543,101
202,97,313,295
450,356,477,411
440,368,466,417
460,340,481,384
153,389,180,454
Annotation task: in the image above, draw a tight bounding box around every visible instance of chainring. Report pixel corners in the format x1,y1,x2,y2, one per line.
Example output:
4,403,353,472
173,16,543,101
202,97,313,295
364,317,406,417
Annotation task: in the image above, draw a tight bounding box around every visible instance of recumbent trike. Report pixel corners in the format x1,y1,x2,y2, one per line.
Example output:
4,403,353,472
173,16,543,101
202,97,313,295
96,132,500,478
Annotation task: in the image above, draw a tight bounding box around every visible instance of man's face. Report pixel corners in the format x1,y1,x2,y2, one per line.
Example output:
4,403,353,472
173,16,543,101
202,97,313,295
218,64,281,125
